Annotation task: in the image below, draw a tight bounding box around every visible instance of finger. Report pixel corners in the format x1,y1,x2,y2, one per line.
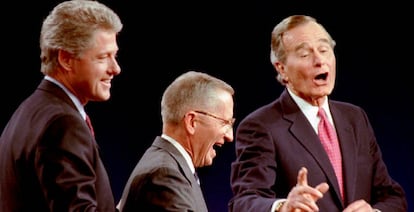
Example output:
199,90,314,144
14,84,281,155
315,182,329,194
308,182,329,201
297,167,308,186
289,198,317,212
343,199,371,212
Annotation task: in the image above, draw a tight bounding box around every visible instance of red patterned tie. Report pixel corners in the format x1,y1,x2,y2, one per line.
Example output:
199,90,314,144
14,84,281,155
85,114,95,137
317,108,343,200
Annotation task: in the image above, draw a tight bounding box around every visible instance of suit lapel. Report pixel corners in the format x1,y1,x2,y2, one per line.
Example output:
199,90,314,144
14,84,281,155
288,110,342,197
280,91,344,203
330,104,357,203
152,137,197,186
152,137,208,211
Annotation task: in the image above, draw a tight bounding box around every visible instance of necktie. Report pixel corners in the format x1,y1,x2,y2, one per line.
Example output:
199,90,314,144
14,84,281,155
317,108,343,200
194,172,200,185
85,114,95,137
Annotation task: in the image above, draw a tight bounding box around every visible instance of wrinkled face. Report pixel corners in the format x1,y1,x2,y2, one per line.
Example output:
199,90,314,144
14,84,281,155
276,21,336,105
192,91,234,167
67,30,121,104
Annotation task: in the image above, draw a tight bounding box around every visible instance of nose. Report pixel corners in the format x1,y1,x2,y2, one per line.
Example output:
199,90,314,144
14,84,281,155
224,125,234,142
110,57,121,75
313,52,323,66
312,49,330,67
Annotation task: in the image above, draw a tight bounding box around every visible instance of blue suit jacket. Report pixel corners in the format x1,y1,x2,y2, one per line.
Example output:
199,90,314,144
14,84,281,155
229,89,407,212
0,79,116,211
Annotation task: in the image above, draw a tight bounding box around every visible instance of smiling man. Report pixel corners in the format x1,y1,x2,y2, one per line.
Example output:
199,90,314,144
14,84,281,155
117,71,235,212
0,1,123,211
228,15,407,212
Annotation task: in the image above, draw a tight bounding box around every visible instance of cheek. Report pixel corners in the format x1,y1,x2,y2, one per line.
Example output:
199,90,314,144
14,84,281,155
290,69,311,83
200,138,215,156
285,61,309,77
203,140,215,151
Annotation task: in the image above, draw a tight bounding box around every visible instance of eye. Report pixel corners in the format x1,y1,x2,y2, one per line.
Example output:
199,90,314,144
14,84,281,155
297,51,309,58
296,49,310,58
318,45,332,54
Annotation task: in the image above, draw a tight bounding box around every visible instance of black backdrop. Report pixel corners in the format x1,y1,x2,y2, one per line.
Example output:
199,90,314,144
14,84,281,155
2,1,413,212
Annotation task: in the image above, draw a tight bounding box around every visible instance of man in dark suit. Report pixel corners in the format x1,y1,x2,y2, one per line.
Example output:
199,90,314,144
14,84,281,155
117,71,235,211
229,15,407,212
0,1,123,211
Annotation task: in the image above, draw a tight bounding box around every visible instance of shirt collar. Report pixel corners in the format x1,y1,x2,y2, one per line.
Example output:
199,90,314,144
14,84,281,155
44,75,86,119
161,134,196,174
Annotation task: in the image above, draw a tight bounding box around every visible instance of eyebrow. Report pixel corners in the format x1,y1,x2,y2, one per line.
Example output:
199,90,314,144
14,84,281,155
294,38,331,51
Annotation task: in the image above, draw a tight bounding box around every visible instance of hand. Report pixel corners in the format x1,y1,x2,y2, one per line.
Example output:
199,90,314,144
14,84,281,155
280,167,329,212
343,199,374,212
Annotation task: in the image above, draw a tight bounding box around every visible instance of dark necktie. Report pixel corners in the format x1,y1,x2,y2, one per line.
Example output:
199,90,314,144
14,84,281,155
317,107,343,200
85,114,95,137
194,172,200,185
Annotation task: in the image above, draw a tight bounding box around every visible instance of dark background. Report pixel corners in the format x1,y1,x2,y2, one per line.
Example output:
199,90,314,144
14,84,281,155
2,1,413,212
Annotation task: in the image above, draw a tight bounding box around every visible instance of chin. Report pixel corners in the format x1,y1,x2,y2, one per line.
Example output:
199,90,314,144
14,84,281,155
98,93,111,101
205,158,214,166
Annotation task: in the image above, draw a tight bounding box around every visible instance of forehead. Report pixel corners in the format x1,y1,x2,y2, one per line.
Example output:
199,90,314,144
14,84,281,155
282,21,330,50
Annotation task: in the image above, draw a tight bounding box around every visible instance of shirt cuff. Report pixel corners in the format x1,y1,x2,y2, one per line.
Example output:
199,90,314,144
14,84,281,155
271,199,287,212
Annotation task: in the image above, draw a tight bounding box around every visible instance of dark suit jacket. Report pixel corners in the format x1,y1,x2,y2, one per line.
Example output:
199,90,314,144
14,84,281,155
118,136,208,212
229,89,407,212
0,79,116,212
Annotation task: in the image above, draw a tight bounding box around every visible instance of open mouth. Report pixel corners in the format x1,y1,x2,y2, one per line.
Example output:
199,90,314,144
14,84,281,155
315,72,328,80
213,144,222,151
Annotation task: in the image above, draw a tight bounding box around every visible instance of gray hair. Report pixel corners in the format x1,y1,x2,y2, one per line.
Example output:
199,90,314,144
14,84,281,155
270,15,335,85
161,71,234,125
40,0,123,75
